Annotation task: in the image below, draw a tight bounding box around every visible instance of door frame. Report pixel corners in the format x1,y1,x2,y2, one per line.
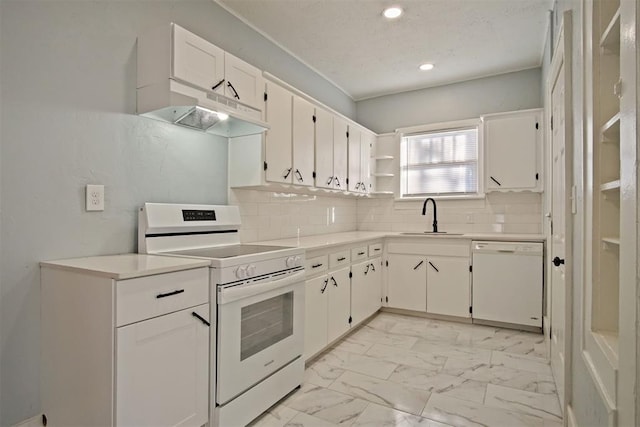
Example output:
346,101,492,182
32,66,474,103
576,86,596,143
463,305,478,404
546,10,573,418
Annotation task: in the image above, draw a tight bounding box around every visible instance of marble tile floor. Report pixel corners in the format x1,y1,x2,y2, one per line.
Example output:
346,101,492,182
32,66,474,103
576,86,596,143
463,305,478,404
250,312,562,427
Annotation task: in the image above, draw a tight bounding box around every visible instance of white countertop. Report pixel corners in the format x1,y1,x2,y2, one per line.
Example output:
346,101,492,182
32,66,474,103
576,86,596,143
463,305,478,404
40,254,211,280
255,231,545,251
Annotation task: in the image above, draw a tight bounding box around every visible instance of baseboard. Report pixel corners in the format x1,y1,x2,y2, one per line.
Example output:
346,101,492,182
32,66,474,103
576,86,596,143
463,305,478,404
12,414,42,427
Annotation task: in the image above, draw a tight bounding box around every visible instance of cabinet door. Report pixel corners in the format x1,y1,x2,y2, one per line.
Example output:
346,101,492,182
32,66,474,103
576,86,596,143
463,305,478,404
292,96,315,187
172,24,225,93
224,52,264,110
426,256,471,318
116,304,209,427
485,110,541,191
333,117,349,191
350,260,370,326
304,275,329,360
360,133,373,193
366,257,382,316
327,267,351,343
265,82,293,184
348,127,362,192
315,108,334,189
387,254,427,312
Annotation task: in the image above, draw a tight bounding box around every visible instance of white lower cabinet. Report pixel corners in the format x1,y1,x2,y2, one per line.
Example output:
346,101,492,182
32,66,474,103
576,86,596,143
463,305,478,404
351,258,382,325
116,304,210,427
327,266,351,343
304,275,329,359
426,256,471,318
387,254,427,312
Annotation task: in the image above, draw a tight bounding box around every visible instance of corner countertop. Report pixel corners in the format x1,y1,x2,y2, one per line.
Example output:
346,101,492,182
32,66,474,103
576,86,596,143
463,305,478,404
40,254,211,280
254,231,545,251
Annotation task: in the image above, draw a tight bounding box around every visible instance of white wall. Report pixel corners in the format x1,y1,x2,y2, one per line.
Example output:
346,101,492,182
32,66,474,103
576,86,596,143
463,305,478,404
0,1,355,425
356,68,542,134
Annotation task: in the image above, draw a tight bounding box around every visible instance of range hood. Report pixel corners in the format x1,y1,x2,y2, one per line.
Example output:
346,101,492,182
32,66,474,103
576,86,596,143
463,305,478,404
137,79,269,138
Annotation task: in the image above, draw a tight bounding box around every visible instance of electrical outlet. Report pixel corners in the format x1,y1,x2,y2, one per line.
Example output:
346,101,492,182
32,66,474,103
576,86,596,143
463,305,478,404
86,184,104,211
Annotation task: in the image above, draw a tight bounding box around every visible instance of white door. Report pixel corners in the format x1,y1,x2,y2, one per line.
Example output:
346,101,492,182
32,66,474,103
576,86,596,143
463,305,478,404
116,304,209,427
292,95,315,186
327,267,351,342
264,82,293,184
333,118,349,191
386,254,427,312
172,24,225,93
224,52,264,110
304,275,328,360
549,25,571,412
348,127,362,192
426,256,471,318
315,107,334,189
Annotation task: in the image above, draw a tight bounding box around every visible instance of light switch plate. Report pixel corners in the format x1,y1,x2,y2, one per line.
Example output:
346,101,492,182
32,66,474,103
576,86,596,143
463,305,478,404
86,184,104,211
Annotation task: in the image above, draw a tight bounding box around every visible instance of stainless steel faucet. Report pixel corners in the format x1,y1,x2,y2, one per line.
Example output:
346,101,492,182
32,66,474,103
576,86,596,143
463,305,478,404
421,198,438,232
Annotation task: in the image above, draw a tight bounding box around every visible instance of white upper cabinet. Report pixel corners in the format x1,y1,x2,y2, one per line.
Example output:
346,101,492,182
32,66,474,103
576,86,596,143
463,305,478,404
171,24,225,93
361,132,373,193
333,118,349,191
264,81,293,184
348,127,362,192
292,95,315,187
224,52,264,111
314,107,335,189
483,109,543,192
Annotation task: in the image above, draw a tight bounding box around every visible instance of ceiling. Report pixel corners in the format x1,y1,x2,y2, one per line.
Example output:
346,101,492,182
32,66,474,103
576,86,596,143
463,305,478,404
216,0,552,101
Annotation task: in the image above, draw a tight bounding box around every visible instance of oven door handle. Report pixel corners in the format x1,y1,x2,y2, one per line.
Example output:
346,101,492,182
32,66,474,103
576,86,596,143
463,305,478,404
218,270,305,304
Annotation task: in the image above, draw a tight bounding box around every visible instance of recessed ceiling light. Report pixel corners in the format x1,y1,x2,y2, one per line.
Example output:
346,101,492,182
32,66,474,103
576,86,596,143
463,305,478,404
383,6,403,19
419,63,435,71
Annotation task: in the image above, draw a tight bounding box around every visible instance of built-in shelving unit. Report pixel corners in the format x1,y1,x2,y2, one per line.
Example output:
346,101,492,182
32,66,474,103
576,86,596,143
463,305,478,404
370,134,397,196
587,0,621,408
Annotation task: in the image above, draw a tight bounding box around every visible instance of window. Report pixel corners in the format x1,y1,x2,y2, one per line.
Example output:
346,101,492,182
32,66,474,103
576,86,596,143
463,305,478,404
400,125,480,198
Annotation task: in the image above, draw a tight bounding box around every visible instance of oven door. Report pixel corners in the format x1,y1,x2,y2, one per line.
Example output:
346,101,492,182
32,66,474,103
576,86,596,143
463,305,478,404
216,270,305,404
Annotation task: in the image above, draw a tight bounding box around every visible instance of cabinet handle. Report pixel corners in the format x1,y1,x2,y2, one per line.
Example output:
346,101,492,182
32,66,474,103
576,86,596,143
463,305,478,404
413,261,424,270
364,264,370,275
428,261,439,272
192,312,210,327
156,289,185,299
295,169,304,182
370,263,376,272
321,278,329,293
227,81,240,100
490,176,502,186
211,78,225,91
312,263,323,269
337,257,346,261
334,177,341,187
331,276,338,287
327,176,334,185
373,248,381,252
283,168,292,179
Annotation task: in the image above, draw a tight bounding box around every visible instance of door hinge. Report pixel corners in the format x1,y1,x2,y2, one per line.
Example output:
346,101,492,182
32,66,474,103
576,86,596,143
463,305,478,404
535,122,539,130
549,326,552,339
312,115,316,123
386,296,389,303
264,92,268,102
469,306,473,314
536,173,539,180
349,271,353,278
346,178,349,185
312,171,316,179
264,161,268,171
346,131,349,138
469,265,472,273
551,116,554,130
348,316,352,324
386,260,388,267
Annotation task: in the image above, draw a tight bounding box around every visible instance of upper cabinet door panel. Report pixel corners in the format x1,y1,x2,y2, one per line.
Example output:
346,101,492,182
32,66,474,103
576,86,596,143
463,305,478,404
224,52,264,110
292,96,315,187
348,127,362,192
265,82,293,184
315,108,334,189
172,24,225,93
484,110,542,192
333,118,349,191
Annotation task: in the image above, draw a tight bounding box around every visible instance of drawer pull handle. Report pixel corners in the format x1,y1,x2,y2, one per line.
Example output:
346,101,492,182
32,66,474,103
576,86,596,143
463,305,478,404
156,289,185,299
374,248,381,252
312,263,324,268
413,261,424,270
337,257,346,261
429,261,439,272
192,312,210,327
357,251,365,256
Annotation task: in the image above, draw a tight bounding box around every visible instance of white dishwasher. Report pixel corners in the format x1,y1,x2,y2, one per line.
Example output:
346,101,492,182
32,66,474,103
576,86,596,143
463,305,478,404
472,241,543,329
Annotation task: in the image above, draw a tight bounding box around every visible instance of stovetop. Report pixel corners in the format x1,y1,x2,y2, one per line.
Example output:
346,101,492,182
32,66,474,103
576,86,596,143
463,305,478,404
167,244,295,259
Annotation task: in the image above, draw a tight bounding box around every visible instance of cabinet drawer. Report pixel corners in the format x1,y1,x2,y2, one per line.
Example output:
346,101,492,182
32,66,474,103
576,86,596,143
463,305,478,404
368,243,383,257
116,267,209,327
306,255,328,276
351,246,368,262
329,250,351,269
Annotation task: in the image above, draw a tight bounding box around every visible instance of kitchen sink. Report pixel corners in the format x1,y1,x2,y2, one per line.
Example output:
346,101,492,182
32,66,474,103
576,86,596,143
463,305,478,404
399,232,464,236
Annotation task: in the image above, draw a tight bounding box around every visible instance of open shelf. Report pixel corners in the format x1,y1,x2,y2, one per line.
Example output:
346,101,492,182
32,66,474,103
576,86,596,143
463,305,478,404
599,8,621,53
372,173,394,177
600,180,621,192
601,237,620,246
600,112,620,143
373,155,394,160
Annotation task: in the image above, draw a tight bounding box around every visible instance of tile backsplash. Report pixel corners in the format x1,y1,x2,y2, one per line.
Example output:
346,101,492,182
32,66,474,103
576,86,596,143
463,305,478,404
229,189,358,242
357,192,543,234
231,189,542,242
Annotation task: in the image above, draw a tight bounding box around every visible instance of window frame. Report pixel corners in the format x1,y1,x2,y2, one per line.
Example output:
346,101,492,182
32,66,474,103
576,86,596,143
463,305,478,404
395,118,485,201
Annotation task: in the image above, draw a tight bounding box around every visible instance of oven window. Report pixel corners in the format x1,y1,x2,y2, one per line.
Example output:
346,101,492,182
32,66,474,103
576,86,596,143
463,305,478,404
240,291,294,360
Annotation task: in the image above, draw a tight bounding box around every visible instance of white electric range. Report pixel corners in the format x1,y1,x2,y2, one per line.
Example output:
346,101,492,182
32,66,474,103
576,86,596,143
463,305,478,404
138,203,305,427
